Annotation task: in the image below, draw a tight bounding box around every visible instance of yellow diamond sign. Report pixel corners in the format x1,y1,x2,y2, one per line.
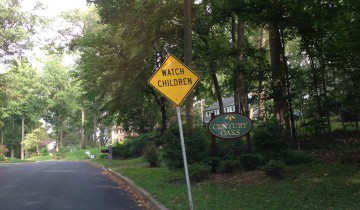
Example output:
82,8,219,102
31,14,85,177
148,54,200,106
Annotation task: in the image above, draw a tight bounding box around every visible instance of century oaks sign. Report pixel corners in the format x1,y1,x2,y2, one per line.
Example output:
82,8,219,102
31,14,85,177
208,113,253,139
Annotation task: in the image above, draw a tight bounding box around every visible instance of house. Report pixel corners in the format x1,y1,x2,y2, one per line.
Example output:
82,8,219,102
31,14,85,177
203,97,256,123
40,140,57,155
111,125,138,145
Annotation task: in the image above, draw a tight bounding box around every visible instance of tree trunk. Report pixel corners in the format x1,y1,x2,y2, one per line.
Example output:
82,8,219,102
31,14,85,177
93,103,99,147
258,28,267,121
269,25,290,129
81,109,85,149
21,116,25,160
11,117,14,158
160,98,167,133
234,17,247,115
184,0,194,127
306,46,326,135
1,128,3,146
99,126,104,147
211,71,224,114
279,29,299,150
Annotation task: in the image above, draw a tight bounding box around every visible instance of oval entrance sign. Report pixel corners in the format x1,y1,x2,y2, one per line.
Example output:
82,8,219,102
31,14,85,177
208,113,253,139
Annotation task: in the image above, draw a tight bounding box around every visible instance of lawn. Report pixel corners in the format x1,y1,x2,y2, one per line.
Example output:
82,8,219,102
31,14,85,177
115,162,360,210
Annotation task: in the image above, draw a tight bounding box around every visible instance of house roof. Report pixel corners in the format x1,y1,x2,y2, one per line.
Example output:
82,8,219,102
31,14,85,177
204,97,234,111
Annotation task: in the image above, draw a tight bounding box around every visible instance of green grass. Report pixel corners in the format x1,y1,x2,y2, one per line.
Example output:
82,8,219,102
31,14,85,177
115,163,360,210
29,147,105,161
1,158,36,164
92,156,146,167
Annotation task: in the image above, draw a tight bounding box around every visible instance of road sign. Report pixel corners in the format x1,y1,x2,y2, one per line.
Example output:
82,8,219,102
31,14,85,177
148,54,200,106
208,113,253,139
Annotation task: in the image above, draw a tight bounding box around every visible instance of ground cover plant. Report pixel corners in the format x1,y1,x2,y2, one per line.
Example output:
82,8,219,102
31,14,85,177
115,162,360,210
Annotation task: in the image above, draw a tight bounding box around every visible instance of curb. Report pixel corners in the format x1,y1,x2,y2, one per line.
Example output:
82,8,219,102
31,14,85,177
90,162,168,210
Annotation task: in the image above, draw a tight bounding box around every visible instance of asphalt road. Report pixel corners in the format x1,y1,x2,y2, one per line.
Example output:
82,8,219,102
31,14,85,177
0,161,144,210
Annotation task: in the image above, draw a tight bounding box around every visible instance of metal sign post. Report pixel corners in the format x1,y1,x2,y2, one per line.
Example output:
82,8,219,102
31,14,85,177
176,106,193,210
148,54,199,210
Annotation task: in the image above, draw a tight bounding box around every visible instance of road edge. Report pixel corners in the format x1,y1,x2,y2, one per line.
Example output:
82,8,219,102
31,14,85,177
90,162,168,210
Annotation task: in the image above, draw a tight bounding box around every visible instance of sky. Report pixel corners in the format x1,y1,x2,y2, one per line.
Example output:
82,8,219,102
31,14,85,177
22,0,87,17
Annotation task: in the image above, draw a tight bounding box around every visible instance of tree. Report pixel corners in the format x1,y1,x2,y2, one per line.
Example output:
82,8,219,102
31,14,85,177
42,56,81,150
0,0,46,63
3,60,44,159
22,127,48,156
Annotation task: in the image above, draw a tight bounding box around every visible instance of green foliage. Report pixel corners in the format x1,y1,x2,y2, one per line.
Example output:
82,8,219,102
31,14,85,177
188,163,212,182
112,133,157,159
240,154,263,171
252,119,290,160
0,144,9,156
207,156,221,173
262,160,285,178
53,151,65,160
40,147,48,156
99,153,107,159
218,159,242,174
216,139,246,159
0,0,46,62
162,124,210,170
283,151,314,165
143,144,161,167
0,155,5,161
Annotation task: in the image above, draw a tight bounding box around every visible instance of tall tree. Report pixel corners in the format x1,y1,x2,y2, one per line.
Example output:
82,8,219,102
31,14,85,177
0,0,45,63
42,56,81,149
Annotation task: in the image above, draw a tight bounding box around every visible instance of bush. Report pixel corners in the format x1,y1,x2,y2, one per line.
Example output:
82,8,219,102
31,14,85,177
112,133,159,159
218,159,241,173
207,157,221,173
99,154,108,159
143,144,161,167
284,151,314,165
263,160,285,178
216,139,246,159
162,124,210,169
0,145,9,156
40,147,48,156
188,163,211,182
0,155,5,161
53,151,65,160
240,154,263,170
252,119,290,160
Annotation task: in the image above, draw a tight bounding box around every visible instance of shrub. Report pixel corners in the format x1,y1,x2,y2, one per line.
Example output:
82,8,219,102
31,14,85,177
40,147,48,156
216,139,246,159
0,155,5,161
112,134,157,159
99,154,108,159
207,156,221,173
252,119,290,160
218,159,241,173
240,154,263,170
263,160,285,178
53,151,65,160
0,145,9,156
162,124,210,169
143,144,161,167
188,163,211,182
284,151,314,165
